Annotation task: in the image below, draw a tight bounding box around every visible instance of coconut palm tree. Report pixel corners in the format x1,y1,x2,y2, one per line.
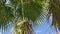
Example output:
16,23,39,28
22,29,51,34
0,0,48,34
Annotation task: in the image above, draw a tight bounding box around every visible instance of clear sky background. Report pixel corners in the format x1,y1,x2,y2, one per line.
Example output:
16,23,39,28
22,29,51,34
0,14,57,34
33,15,56,34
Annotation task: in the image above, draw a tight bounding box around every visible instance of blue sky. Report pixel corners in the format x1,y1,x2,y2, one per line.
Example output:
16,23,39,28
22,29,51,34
33,15,56,34
0,14,57,34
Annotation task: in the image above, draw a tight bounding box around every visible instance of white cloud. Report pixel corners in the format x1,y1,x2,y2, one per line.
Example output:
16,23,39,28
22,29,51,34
0,32,2,34
36,30,41,33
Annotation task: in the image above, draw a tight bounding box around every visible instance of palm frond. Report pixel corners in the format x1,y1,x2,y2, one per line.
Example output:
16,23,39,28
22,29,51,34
0,3,14,26
16,0,47,22
49,0,60,29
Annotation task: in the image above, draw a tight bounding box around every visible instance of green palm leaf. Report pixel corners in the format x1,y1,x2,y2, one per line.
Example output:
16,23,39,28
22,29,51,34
0,4,14,26
17,2,42,21
12,0,47,22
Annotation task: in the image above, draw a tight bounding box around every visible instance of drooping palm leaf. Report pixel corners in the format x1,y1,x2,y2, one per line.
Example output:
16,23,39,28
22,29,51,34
0,0,48,25
49,0,60,29
0,1,14,26
15,0,47,22
17,2,42,21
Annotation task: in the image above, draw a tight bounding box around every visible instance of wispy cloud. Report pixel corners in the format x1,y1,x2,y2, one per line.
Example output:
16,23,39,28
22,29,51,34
36,30,41,33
